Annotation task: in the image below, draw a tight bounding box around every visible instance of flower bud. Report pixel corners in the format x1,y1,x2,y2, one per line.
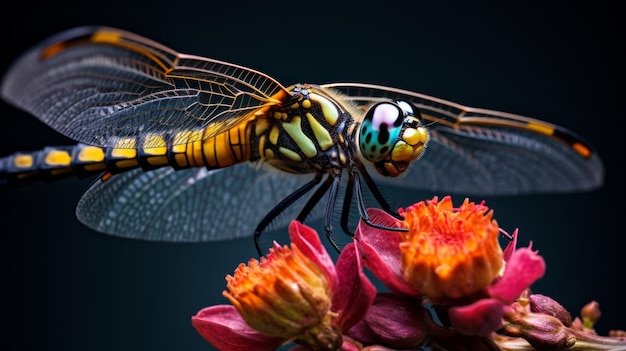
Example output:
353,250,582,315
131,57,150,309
503,305,576,350
581,300,601,329
529,294,572,327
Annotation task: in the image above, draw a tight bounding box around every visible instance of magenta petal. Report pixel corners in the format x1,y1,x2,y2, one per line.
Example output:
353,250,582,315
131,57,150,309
502,228,519,262
448,298,504,336
191,305,284,351
355,209,418,296
289,220,338,289
488,246,546,304
331,242,376,331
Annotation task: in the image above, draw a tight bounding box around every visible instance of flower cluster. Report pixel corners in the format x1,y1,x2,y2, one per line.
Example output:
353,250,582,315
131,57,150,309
192,196,626,350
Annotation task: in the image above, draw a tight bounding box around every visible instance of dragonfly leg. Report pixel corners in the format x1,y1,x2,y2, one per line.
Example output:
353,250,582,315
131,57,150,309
353,171,408,233
323,173,343,253
357,164,404,220
253,172,323,256
295,174,334,223
339,172,354,237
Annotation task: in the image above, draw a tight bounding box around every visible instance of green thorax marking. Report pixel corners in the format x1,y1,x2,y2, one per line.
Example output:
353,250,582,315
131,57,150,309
252,84,357,174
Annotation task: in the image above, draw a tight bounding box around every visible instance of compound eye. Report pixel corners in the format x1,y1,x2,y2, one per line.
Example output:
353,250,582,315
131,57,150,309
359,102,404,162
396,100,422,120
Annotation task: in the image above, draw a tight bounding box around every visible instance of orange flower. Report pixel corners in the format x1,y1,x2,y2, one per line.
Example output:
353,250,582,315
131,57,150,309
398,196,503,302
192,221,376,351
224,242,334,340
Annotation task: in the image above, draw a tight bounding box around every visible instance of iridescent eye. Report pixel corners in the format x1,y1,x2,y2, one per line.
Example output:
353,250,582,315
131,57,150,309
359,102,404,162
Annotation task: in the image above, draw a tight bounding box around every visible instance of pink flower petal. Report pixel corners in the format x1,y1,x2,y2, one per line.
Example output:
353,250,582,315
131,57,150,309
502,228,519,262
488,246,546,304
355,209,419,296
448,298,504,336
191,305,283,351
331,242,376,331
289,220,338,289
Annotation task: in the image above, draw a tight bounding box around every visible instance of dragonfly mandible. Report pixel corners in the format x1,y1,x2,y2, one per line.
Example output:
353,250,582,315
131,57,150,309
0,26,604,254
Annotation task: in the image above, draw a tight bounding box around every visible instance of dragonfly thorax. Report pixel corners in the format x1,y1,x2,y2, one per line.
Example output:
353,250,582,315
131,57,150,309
251,84,357,174
358,100,429,177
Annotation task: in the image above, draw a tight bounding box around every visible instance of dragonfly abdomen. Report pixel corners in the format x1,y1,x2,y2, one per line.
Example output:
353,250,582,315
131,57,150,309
0,144,110,186
0,121,253,187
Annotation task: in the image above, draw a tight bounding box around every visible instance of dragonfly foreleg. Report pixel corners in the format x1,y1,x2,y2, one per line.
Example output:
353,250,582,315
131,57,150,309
353,171,409,234
357,164,404,220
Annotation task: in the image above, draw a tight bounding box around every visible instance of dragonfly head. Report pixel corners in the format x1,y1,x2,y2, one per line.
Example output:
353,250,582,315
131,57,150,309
358,100,429,177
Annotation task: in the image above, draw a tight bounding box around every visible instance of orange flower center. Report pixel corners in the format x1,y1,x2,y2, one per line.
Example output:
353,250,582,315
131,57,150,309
399,196,504,302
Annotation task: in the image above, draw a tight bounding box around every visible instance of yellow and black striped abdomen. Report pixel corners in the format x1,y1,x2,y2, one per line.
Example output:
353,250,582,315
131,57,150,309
0,121,253,187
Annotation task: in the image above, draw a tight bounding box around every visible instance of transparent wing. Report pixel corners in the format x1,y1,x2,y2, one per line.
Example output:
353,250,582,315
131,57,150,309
322,83,604,195
76,164,316,242
1,26,290,148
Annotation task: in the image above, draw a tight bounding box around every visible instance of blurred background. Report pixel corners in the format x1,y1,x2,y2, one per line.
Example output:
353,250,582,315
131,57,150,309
1,1,623,350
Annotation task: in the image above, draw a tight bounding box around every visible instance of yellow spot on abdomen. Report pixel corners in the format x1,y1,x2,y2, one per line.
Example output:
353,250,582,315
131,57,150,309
111,148,137,158
78,146,105,162
172,144,186,153
143,135,168,155
44,150,72,166
112,138,137,158
14,155,33,168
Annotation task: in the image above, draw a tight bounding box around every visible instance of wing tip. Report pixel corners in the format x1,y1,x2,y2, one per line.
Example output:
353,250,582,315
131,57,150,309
2,26,106,101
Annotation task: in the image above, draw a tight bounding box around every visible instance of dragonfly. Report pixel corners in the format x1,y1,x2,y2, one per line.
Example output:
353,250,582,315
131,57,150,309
0,26,604,254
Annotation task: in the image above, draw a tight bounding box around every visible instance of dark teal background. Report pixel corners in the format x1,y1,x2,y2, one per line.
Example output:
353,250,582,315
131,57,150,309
1,1,623,350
